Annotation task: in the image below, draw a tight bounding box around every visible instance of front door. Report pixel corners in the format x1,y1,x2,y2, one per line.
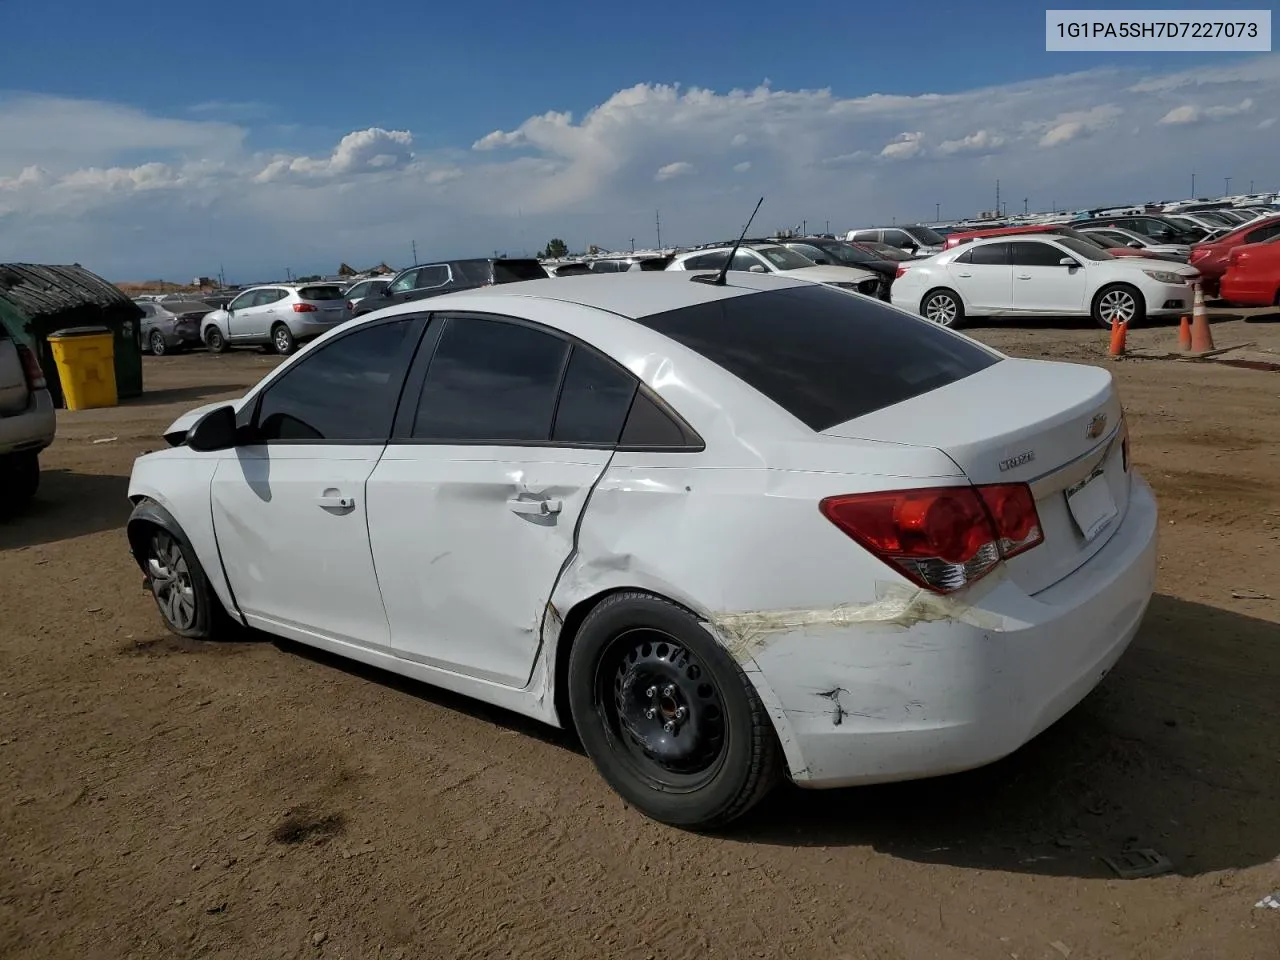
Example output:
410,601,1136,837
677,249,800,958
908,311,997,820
948,241,1013,311
366,313,638,686
1010,241,1089,314
209,315,425,647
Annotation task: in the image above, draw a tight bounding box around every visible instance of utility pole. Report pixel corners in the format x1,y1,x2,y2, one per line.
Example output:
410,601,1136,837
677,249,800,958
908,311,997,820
1190,171,1195,197
802,219,807,235
1225,176,1232,195
286,267,291,282
218,263,226,288
1023,197,1029,215
630,238,635,253
935,203,940,222
995,179,1000,217
825,219,830,234
1249,179,1255,193
655,210,662,250
411,239,417,265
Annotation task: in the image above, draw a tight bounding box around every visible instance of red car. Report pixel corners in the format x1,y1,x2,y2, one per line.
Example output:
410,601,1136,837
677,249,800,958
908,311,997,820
1219,236,1280,307
1188,214,1280,294
943,223,1148,257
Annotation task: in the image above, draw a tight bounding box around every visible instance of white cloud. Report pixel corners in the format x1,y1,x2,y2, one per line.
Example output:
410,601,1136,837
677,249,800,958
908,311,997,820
1,56,1277,278
878,131,923,161
655,161,694,181
937,129,1005,155
1158,97,1255,125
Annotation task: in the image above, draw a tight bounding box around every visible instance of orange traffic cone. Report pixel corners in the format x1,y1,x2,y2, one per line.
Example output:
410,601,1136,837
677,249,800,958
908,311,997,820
1189,282,1215,353
1177,315,1192,352
1108,317,1127,359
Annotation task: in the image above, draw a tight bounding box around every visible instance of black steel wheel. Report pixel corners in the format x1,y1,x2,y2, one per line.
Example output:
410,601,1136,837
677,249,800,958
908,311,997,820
567,592,781,830
205,326,228,354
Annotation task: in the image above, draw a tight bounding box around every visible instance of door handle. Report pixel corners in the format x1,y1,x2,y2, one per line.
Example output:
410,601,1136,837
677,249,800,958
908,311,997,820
1016,274,1032,280
317,492,355,509
508,497,562,516
956,272,972,277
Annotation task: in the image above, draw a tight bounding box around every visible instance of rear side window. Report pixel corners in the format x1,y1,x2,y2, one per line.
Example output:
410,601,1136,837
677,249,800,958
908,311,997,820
412,317,570,442
633,284,999,431
1245,221,1280,244
255,319,418,442
479,260,548,283
299,286,344,301
960,242,1009,265
551,347,637,444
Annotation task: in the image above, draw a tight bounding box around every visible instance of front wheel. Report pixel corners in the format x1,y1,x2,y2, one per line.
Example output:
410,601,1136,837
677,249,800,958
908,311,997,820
272,323,297,355
142,524,237,640
921,288,964,328
149,330,168,356
567,592,782,830
1091,283,1145,329
205,326,228,353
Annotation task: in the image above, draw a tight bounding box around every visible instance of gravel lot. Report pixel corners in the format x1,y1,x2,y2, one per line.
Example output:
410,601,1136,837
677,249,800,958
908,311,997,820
2,309,1278,959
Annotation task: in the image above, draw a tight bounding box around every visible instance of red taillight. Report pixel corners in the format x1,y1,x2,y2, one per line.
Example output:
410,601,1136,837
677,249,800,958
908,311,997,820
895,264,908,279
820,483,1044,594
293,303,317,313
16,343,46,390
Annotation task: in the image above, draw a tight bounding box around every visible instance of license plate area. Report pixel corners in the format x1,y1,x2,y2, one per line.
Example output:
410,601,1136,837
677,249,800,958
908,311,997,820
1065,463,1117,543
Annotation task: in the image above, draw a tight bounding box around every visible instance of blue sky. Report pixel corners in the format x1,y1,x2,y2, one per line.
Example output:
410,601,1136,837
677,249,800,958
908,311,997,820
1,0,1275,280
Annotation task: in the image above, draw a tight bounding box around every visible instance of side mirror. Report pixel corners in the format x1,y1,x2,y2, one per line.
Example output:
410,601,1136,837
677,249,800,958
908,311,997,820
1127,241,1142,248
1059,257,1078,267
187,404,239,452
748,264,767,273
813,257,831,265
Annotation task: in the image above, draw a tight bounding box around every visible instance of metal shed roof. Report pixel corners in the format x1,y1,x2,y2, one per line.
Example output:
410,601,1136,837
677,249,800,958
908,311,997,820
0,263,137,321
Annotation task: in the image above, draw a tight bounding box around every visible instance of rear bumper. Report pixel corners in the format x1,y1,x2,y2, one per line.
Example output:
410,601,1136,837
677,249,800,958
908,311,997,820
0,390,56,456
744,472,1158,789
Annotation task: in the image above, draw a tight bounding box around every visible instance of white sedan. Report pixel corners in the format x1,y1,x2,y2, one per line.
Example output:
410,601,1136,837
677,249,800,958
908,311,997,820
891,233,1200,328
665,243,882,296
126,272,1157,829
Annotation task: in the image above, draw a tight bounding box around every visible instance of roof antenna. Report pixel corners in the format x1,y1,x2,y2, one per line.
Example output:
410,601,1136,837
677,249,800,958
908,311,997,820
693,196,764,286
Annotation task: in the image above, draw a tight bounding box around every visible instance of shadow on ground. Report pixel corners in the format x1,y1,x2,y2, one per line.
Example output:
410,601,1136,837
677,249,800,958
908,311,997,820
0,471,130,550
735,594,1278,879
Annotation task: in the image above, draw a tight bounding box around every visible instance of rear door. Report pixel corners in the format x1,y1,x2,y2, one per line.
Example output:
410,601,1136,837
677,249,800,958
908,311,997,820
947,242,1013,311
366,312,633,687
1010,241,1088,314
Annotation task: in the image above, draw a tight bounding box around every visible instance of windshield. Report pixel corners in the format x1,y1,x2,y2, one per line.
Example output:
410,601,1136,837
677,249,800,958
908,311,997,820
1058,237,1113,261
861,241,913,261
787,243,834,263
903,225,946,246
752,245,818,270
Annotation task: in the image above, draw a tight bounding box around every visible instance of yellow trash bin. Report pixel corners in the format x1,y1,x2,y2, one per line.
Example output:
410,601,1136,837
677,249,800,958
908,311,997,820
47,326,119,411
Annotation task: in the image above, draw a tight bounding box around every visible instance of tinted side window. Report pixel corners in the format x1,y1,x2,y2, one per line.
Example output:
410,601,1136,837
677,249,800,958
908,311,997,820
256,319,417,442
634,284,999,432
551,347,638,445
412,317,570,442
731,250,762,271
1009,242,1068,267
418,265,450,288
967,242,1009,265
619,389,701,449
684,253,727,271
1245,222,1280,244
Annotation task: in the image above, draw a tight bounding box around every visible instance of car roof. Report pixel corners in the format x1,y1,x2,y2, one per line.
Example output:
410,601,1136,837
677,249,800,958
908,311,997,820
367,270,809,321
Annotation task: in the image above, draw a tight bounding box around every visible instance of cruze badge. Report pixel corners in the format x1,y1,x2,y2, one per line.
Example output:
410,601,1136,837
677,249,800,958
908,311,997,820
1086,413,1108,440
999,451,1035,472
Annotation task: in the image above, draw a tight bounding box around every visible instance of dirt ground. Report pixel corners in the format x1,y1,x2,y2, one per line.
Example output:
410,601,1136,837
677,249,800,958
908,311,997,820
2,309,1279,960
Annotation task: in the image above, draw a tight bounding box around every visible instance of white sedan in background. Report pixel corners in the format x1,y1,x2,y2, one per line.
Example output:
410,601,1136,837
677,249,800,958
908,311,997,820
125,272,1156,829
891,234,1200,328
665,243,882,296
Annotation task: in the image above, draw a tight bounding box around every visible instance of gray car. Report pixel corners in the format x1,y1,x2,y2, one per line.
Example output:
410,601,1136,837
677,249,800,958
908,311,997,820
200,283,351,355
135,299,213,355
342,277,393,312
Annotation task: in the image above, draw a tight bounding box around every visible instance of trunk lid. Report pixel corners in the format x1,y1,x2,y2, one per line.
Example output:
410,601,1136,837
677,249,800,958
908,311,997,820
821,357,1130,595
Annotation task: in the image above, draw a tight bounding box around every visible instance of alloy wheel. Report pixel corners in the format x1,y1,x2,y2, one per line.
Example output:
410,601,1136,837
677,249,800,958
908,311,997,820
924,293,958,325
1098,288,1137,326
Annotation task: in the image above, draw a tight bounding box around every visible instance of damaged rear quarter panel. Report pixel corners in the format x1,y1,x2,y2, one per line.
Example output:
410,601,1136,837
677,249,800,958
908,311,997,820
547,446,984,781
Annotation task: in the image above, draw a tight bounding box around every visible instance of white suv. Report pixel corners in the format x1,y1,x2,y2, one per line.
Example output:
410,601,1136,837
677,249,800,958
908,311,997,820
0,322,56,509
200,283,350,355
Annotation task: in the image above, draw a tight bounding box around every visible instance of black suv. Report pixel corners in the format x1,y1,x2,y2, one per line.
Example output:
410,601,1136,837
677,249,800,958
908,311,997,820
1072,215,1203,245
353,258,548,316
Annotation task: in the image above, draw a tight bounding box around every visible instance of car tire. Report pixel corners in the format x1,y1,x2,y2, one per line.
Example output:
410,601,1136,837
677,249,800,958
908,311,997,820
1091,283,1145,329
149,331,168,356
921,288,964,328
566,591,782,830
271,323,297,356
205,326,228,354
140,521,235,640
0,452,40,511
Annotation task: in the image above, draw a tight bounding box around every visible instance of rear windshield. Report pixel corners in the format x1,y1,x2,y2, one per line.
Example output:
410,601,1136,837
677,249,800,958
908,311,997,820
298,285,345,301
1059,237,1113,261
493,260,549,283
904,225,946,245
633,284,1000,431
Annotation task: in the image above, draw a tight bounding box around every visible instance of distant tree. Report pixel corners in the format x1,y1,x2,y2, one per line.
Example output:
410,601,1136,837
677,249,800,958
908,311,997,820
543,238,568,259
